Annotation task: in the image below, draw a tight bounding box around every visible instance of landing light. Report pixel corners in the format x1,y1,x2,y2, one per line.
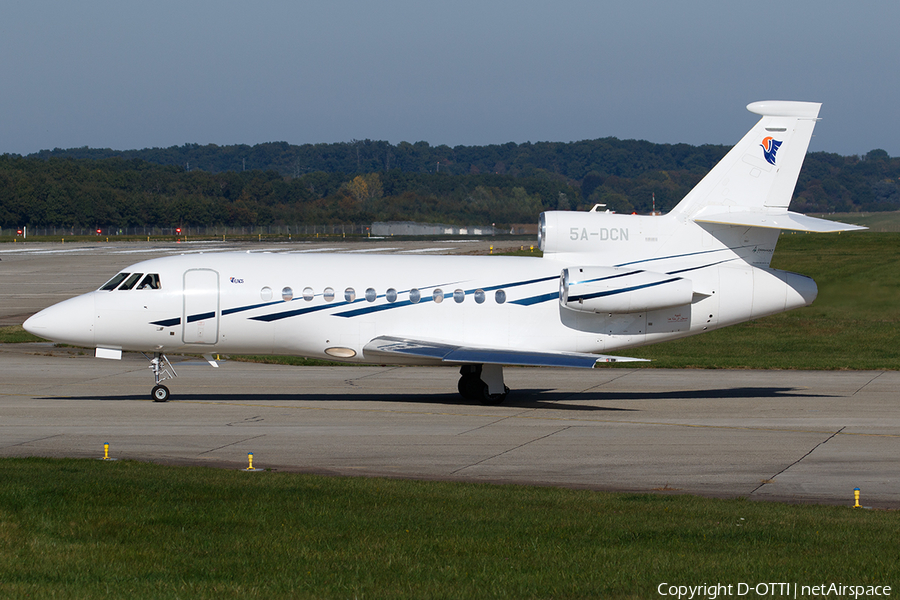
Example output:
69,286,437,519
325,347,356,359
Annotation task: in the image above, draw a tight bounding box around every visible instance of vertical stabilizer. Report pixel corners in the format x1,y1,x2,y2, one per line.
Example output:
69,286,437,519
671,101,821,218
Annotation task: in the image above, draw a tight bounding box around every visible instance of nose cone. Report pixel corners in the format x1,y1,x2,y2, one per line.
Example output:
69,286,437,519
24,293,96,347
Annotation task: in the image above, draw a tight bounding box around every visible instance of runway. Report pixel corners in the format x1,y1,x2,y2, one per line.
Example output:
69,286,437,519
1,344,897,507
2,241,897,507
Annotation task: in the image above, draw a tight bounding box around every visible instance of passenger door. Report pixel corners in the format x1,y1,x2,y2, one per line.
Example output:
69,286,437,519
182,269,220,345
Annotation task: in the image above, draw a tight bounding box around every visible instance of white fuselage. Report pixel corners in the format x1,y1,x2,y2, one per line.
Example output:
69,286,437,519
27,218,816,365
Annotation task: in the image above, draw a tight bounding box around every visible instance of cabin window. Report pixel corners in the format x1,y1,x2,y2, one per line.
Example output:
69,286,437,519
282,287,293,302
302,287,314,301
365,288,376,302
386,288,398,303
409,288,421,304
453,289,465,303
323,287,335,302
433,288,444,303
118,273,143,291
344,287,356,302
260,287,273,301
495,289,507,304
136,274,160,290
474,289,485,304
100,273,130,291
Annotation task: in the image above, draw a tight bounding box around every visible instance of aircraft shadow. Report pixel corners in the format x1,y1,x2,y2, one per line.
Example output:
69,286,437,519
37,392,629,412
548,386,836,402
36,386,832,411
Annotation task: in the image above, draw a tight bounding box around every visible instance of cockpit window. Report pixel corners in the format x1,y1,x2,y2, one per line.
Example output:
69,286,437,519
136,274,161,290
100,273,130,291
100,272,162,291
118,273,144,290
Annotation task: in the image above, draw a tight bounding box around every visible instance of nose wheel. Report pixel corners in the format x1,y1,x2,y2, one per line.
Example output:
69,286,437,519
143,352,177,402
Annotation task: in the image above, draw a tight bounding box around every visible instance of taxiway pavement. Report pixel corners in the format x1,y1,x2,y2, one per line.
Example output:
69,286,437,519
1,345,896,507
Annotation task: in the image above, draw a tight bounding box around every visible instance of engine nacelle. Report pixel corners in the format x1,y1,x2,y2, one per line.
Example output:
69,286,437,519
560,266,694,314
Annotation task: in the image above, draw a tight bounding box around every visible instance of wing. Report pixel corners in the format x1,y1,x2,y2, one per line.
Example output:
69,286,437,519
362,336,648,368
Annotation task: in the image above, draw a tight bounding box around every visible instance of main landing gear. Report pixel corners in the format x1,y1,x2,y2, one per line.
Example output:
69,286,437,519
458,364,509,405
142,352,177,402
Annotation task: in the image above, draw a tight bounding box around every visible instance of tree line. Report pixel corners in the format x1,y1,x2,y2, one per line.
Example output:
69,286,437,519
1,139,897,229
0,156,567,229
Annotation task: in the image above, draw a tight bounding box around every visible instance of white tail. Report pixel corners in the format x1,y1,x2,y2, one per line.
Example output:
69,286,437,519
671,101,862,234
673,101,820,217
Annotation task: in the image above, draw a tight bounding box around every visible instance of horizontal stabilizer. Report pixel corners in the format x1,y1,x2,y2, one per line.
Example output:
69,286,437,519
364,336,648,368
694,209,866,233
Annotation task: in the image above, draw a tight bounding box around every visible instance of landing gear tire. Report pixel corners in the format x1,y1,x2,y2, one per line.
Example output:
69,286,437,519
458,374,484,401
458,367,510,405
480,385,510,406
152,384,170,402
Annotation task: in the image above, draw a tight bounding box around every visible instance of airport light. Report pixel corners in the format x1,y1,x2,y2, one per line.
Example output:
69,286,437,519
100,443,117,461
244,452,260,471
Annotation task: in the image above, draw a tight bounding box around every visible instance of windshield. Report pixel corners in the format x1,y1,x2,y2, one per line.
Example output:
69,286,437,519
99,273,130,291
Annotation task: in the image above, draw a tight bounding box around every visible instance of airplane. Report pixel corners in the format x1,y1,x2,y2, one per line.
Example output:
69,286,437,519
23,101,864,404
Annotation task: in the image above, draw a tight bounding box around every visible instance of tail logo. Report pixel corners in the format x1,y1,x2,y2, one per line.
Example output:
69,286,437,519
761,136,782,165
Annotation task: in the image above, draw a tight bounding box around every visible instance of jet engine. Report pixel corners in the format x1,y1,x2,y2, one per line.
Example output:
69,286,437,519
560,266,693,314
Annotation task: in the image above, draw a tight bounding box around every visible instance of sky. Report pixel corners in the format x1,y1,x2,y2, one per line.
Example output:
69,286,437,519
2,1,898,157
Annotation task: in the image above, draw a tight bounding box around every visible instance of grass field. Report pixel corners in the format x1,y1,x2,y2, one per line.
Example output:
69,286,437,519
0,325,43,343
0,458,896,599
811,211,900,232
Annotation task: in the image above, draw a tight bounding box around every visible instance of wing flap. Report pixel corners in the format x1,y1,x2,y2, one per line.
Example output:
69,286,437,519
363,336,648,368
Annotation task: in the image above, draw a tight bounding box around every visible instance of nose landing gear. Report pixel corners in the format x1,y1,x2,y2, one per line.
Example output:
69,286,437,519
152,384,170,402
142,352,177,402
